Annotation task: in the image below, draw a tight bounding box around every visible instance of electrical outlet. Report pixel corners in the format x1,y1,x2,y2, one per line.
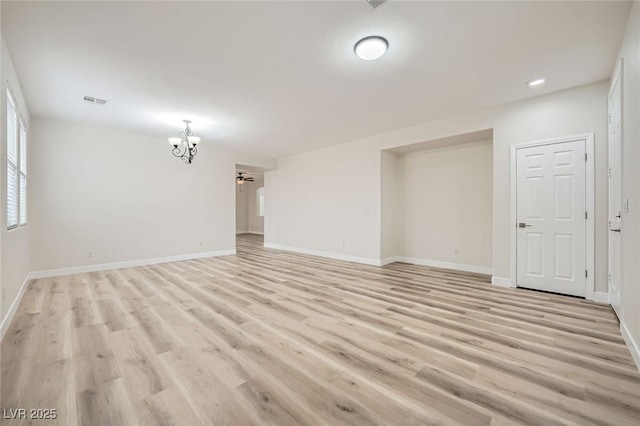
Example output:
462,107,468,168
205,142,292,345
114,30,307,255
88,250,93,257
624,197,629,213
199,241,203,247
454,248,460,255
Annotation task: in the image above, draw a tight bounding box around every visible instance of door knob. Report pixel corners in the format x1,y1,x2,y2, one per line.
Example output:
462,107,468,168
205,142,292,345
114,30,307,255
518,223,531,228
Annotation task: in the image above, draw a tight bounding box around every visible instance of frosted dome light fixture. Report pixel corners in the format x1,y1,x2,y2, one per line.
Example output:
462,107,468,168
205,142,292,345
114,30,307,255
354,36,388,60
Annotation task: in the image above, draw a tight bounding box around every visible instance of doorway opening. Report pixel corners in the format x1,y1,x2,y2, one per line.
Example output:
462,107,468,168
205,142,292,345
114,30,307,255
235,165,266,252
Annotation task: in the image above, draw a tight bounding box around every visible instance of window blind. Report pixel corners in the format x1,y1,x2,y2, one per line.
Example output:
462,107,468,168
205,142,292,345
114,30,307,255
19,122,27,225
7,95,18,228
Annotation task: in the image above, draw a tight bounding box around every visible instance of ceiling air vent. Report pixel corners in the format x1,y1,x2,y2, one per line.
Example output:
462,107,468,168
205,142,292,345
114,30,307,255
83,95,108,106
365,0,388,11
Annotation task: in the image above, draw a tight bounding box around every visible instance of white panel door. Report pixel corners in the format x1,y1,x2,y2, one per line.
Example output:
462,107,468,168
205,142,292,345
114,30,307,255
516,140,586,297
608,66,622,319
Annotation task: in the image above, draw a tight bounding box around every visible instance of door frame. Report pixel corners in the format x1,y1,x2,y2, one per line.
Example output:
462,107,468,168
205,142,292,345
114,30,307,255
608,58,623,316
509,134,595,300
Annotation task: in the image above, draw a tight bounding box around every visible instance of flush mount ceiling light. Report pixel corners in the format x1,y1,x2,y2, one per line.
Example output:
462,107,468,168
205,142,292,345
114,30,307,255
168,120,200,164
527,77,546,87
354,36,388,60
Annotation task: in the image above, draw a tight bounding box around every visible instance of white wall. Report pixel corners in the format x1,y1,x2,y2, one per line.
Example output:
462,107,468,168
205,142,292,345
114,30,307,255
236,182,249,233
29,117,275,272
265,143,380,262
616,1,640,368
1,37,31,330
267,81,608,292
398,140,492,270
380,151,401,260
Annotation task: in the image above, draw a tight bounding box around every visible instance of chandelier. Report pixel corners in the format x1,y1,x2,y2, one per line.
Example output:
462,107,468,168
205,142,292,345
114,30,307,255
168,120,200,164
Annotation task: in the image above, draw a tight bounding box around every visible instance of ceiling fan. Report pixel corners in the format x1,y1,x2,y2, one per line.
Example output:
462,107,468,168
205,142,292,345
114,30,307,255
236,172,255,185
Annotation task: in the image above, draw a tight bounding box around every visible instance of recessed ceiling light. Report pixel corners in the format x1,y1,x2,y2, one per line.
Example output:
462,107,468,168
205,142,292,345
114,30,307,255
354,36,388,61
527,77,546,87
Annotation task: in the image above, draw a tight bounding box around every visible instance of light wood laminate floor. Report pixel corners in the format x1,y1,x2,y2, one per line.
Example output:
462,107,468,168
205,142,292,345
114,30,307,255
2,234,640,425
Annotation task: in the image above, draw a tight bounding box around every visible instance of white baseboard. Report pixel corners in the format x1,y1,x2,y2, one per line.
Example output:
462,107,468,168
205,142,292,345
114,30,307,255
491,276,514,288
263,246,492,274
28,249,236,280
0,275,31,341
236,230,248,234
380,256,401,266
237,231,264,235
621,321,640,373
264,243,382,266
593,291,610,304
396,257,493,275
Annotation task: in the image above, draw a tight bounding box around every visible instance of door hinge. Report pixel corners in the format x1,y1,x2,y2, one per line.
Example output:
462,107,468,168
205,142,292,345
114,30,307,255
585,153,588,161
585,211,588,220
585,270,588,278
608,114,611,125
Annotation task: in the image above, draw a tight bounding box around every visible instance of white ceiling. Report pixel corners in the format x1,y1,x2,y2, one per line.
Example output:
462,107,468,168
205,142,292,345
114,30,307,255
1,1,631,159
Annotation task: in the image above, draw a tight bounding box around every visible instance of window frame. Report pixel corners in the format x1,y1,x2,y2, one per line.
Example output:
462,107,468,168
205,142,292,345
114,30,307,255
6,88,27,230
